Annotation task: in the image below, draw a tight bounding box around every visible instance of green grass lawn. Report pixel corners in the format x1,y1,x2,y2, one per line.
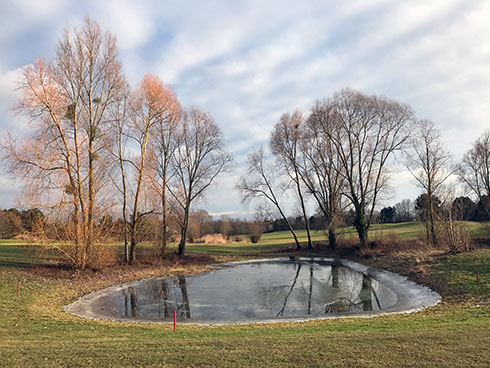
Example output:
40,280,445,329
0,222,489,367
166,221,490,256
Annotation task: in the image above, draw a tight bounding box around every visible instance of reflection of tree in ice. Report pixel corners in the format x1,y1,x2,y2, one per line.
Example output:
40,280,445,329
178,276,191,318
324,275,372,314
122,286,138,317
113,260,398,320
254,263,301,316
253,261,398,317
323,267,397,314
276,264,302,316
120,276,192,319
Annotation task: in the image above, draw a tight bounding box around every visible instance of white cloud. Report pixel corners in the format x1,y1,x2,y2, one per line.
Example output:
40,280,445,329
1,0,490,214
95,1,155,50
0,66,31,133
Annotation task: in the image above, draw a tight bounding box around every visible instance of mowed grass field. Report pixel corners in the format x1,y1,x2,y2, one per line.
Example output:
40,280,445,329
0,222,489,367
165,221,490,256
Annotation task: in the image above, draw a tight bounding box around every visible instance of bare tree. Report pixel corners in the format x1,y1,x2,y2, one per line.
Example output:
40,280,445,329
236,148,302,249
394,199,414,222
300,101,345,250
122,74,180,263
110,92,130,263
407,120,452,246
2,18,126,269
147,80,181,257
168,107,232,257
458,131,490,199
270,111,313,248
325,88,413,249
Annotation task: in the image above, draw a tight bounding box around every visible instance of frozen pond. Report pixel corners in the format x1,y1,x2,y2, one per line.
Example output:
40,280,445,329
65,258,441,324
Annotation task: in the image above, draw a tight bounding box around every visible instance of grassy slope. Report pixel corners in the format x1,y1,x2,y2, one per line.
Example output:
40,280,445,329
0,223,489,367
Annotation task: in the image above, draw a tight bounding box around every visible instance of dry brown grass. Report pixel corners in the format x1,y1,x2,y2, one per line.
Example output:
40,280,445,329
201,233,228,244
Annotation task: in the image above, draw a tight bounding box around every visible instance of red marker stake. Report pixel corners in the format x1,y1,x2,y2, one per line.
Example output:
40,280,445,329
173,311,176,332
18,281,21,296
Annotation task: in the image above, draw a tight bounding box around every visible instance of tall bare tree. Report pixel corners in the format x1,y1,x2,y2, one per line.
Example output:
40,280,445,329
458,131,490,199
270,111,312,248
123,74,180,263
300,101,345,250
237,148,302,249
168,107,232,257
325,88,413,248
147,81,181,257
407,120,452,246
111,92,130,263
2,18,126,269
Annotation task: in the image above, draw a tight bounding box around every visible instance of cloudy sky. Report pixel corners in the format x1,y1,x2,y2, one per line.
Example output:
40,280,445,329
1,0,490,217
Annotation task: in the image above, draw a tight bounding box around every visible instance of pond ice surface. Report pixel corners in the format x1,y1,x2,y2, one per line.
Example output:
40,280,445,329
92,260,399,322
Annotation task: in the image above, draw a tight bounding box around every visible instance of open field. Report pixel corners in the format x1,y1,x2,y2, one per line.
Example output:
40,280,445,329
165,221,490,256
0,222,489,367
1,221,489,261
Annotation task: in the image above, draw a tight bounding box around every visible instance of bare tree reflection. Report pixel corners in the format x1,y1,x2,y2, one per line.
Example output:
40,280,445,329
178,275,191,318
112,261,398,321
123,289,129,317
122,286,138,317
324,271,384,314
308,264,313,314
332,264,339,288
276,264,302,316
360,275,373,311
161,279,170,318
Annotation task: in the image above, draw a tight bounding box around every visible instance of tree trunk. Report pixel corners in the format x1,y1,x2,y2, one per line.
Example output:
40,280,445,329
160,169,167,257
178,203,190,257
287,221,302,249
356,224,369,249
353,202,369,249
276,205,301,249
271,193,301,249
124,238,129,264
87,140,95,258
129,236,136,264
122,213,129,264
295,170,312,248
328,227,336,251
428,194,438,247
129,208,138,264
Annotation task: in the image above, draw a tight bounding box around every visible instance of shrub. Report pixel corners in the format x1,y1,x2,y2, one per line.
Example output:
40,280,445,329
88,246,119,270
440,219,472,252
248,220,265,243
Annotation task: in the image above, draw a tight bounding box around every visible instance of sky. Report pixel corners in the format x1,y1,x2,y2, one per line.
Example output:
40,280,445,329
1,0,490,217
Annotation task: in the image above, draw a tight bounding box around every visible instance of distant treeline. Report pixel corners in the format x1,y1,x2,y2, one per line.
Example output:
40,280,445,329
2,194,488,240
0,208,45,239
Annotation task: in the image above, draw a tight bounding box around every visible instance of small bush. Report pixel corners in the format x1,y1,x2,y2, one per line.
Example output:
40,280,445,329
249,234,262,243
440,219,472,252
88,246,118,270
247,220,265,244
